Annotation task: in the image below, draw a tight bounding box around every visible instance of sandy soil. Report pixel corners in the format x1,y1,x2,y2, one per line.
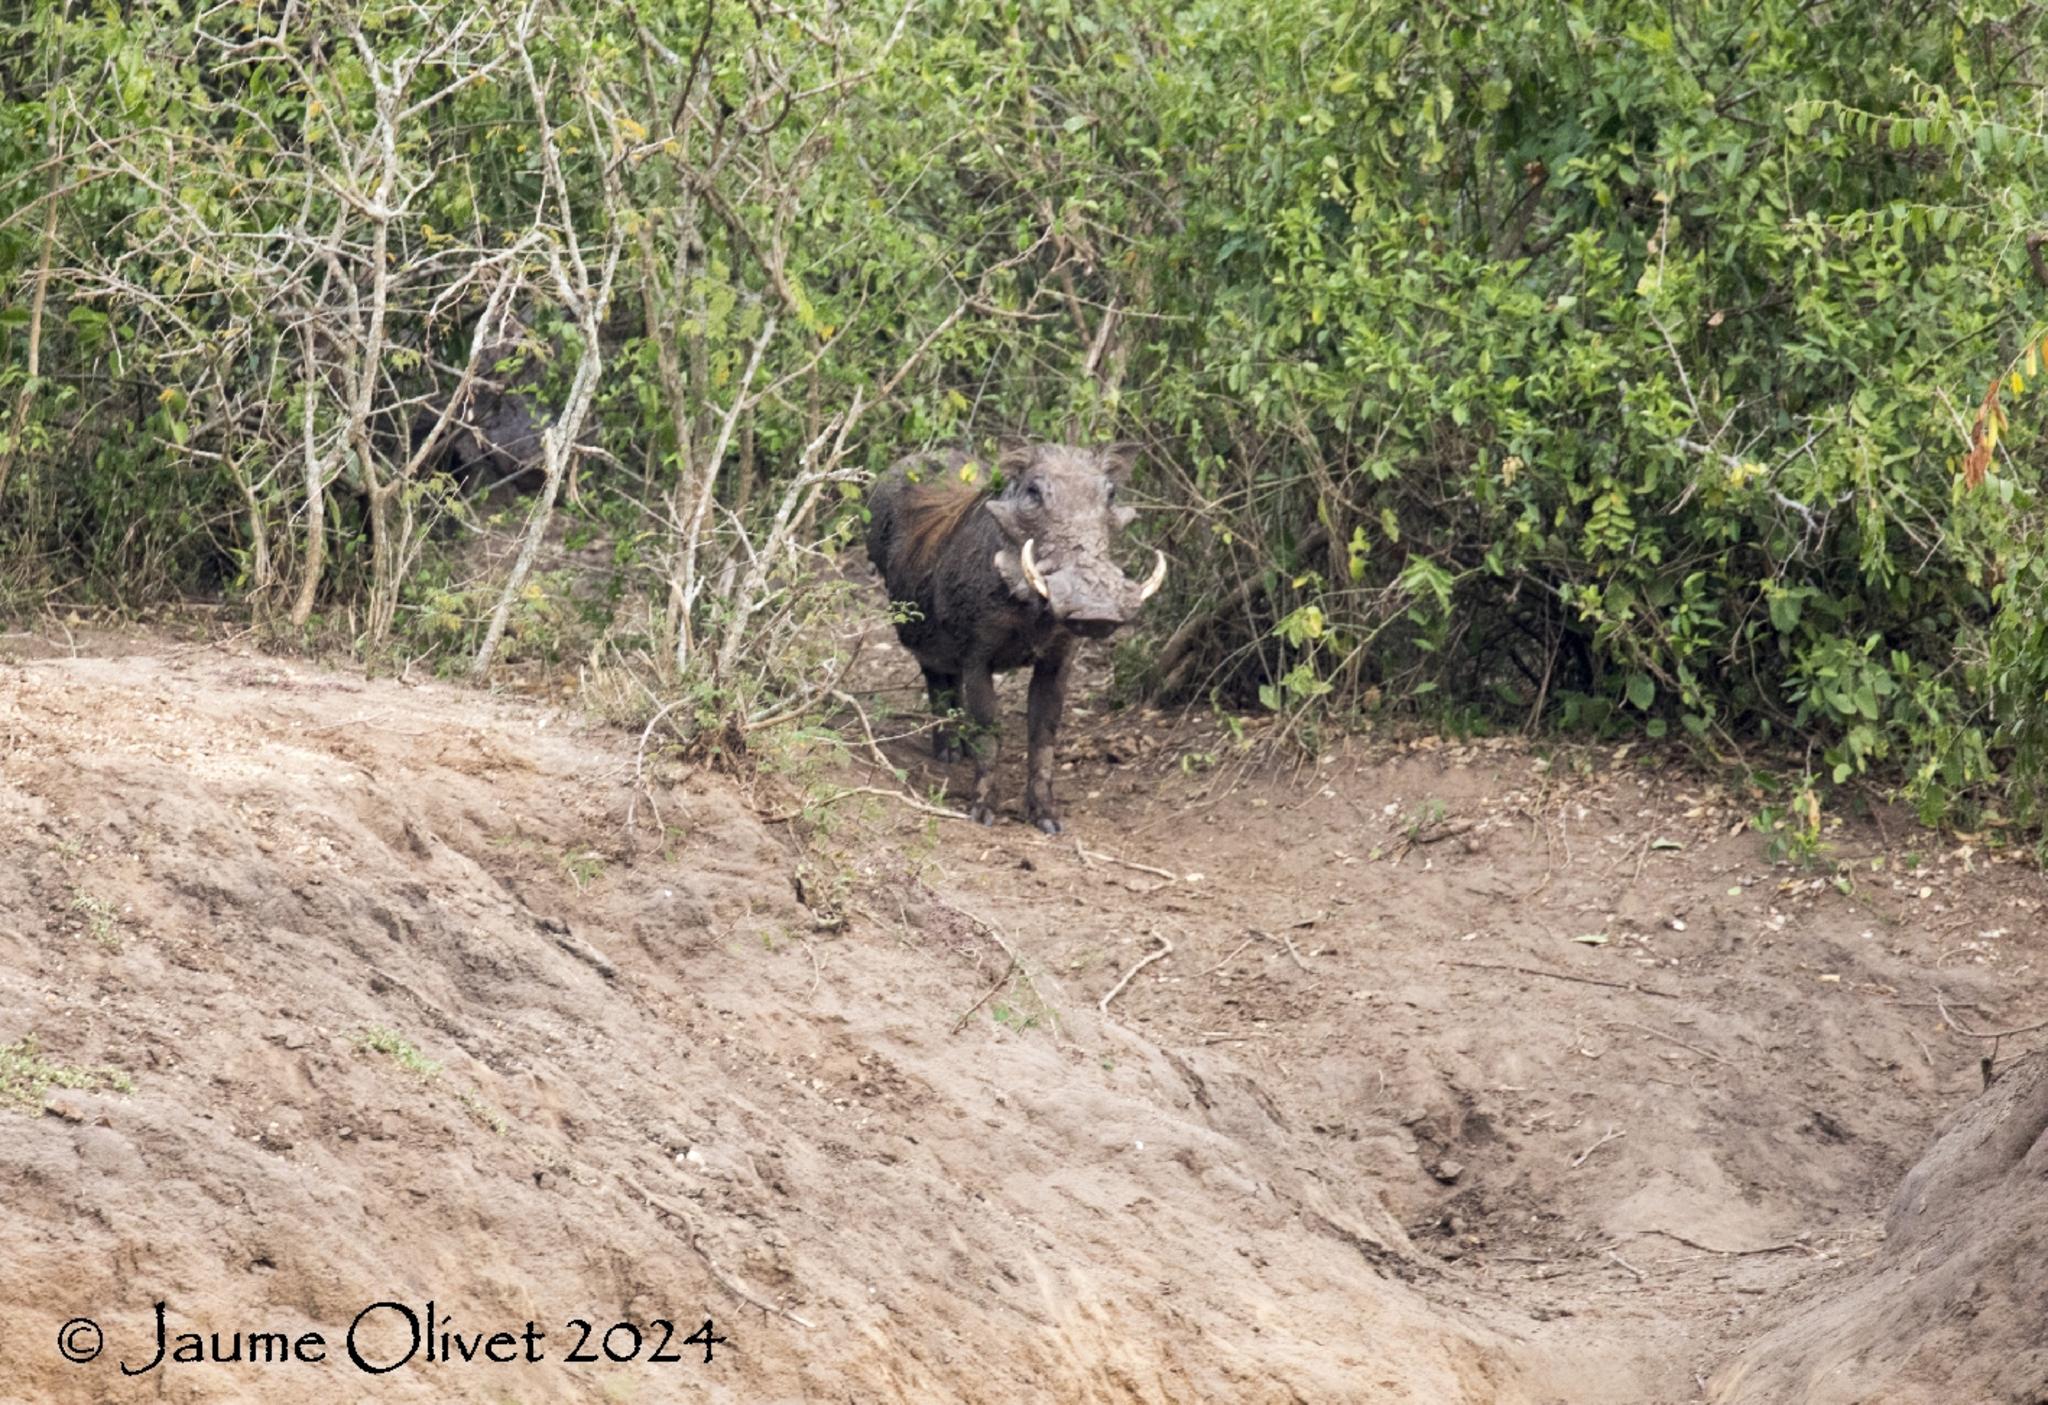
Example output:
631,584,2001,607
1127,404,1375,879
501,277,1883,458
2,623,2044,1403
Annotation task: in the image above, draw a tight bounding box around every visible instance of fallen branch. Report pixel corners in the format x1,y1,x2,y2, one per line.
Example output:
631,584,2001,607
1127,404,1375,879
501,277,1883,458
1202,935,1257,977
1640,1228,1823,1259
764,784,971,825
918,885,1064,1045
1075,846,1178,880
1250,926,1313,973
1571,1126,1625,1168
1100,934,1173,1015
624,1178,815,1329
1605,1018,1727,1065
1935,989,2048,1040
624,698,684,843
1445,958,1680,999
1605,1248,1647,1282
953,957,1018,1033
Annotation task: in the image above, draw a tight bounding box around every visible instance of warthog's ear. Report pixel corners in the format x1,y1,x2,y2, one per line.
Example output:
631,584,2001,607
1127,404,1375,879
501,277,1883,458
996,436,1035,478
982,494,1025,541
1101,440,1143,483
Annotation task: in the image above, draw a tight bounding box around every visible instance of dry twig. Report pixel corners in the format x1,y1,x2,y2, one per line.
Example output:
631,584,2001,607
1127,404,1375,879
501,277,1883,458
1605,1019,1728,1065
1445,958,1680,999
1570,1126,1625,1168
626,1178,815,1328
953,958,1018,1033
1605,1248,1647,1281
1100,934,1173,1015
1075,846,1178,881
1202,935,1258,977
1935,989,2048,1040
1251,927,1313,972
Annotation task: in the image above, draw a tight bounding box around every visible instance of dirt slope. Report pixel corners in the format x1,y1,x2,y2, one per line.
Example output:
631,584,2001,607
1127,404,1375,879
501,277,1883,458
1709,1050,2048,1404
1,643,1547,1403
2,631,2044,1403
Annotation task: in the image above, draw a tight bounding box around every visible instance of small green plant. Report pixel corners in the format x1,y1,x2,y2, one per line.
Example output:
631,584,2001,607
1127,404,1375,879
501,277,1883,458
68,889,121,950
356,1026,442,1078
0,1035,133,1111
991,1003,1040,1030
354,1028,507,1131
1755,784,1825,866
452,1088,509,1135
1402,798,1450,840
561,851,605,891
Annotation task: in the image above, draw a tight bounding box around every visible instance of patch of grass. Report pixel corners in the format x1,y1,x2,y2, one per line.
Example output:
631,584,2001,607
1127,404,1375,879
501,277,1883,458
1401,797,1450,839
354,1027,507,1134
68,888,121,950
561,850,605,891
991,1002,1040,1031
355,1026,442,1078
0,1035,133,1111
452,1088,509,1135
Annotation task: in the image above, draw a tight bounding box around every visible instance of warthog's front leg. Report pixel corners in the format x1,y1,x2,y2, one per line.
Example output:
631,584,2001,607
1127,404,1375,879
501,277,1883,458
961,661,1001,825
1025,642,1076,834
922,666,962,762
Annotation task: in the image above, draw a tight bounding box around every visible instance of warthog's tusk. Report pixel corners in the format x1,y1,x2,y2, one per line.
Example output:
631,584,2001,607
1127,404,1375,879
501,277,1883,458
1138,549,1167,601
1020,538,1051,598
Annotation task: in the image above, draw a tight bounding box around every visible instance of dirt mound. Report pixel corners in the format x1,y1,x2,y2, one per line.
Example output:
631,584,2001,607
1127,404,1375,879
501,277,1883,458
0,645,1564,1403
4,632,2045,1403
1711,1052,2048,1404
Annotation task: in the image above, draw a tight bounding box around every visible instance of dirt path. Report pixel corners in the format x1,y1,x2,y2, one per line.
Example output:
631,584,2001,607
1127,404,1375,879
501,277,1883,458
1,631,2042,1402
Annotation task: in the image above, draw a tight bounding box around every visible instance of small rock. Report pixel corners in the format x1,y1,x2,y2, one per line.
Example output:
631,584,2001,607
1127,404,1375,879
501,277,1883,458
1432,1158,1465,1184
42,1093,88,1123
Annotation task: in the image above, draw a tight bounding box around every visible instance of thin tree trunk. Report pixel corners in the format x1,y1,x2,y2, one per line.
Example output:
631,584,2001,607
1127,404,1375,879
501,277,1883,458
0,158,61,507
289,369,327,628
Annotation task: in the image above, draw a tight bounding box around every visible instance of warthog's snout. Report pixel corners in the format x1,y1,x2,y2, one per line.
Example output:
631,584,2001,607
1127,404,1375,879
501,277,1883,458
1019,538,1166,638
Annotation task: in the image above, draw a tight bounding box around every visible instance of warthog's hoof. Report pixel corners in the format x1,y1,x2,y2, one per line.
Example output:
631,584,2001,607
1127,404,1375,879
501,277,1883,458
969,802,996,826
933,735,963,764
1031,813,1063,835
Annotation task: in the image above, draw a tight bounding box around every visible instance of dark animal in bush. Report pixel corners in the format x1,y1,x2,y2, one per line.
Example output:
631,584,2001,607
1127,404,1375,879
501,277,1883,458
410,344,549,496
409,316,613,497
866,441,1166,833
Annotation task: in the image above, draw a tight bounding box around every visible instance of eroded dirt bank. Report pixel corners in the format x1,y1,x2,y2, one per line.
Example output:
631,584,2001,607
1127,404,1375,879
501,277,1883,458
2,635,2043,1402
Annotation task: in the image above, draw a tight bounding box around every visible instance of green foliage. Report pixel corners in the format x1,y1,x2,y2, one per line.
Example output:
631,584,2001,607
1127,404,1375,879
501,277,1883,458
355,1026,441,1079
911,0,2048,825
0,1034,133,1111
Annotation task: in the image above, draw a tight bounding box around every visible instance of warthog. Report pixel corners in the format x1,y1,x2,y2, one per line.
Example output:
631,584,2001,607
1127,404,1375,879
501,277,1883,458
865,441,1166,833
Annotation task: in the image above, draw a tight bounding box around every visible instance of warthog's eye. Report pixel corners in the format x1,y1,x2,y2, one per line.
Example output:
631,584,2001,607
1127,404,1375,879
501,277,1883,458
1105,481,1118,504
1024,481,1045,506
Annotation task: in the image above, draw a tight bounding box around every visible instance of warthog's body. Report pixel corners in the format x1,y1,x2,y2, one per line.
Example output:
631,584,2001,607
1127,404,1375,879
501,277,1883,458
866,441,1164,832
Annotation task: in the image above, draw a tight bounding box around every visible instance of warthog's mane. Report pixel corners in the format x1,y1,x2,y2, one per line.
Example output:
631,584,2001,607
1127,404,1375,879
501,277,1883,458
896,475,990,577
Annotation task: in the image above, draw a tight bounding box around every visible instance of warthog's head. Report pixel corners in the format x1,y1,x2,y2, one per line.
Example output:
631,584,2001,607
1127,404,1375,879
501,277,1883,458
985,442,1166,639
